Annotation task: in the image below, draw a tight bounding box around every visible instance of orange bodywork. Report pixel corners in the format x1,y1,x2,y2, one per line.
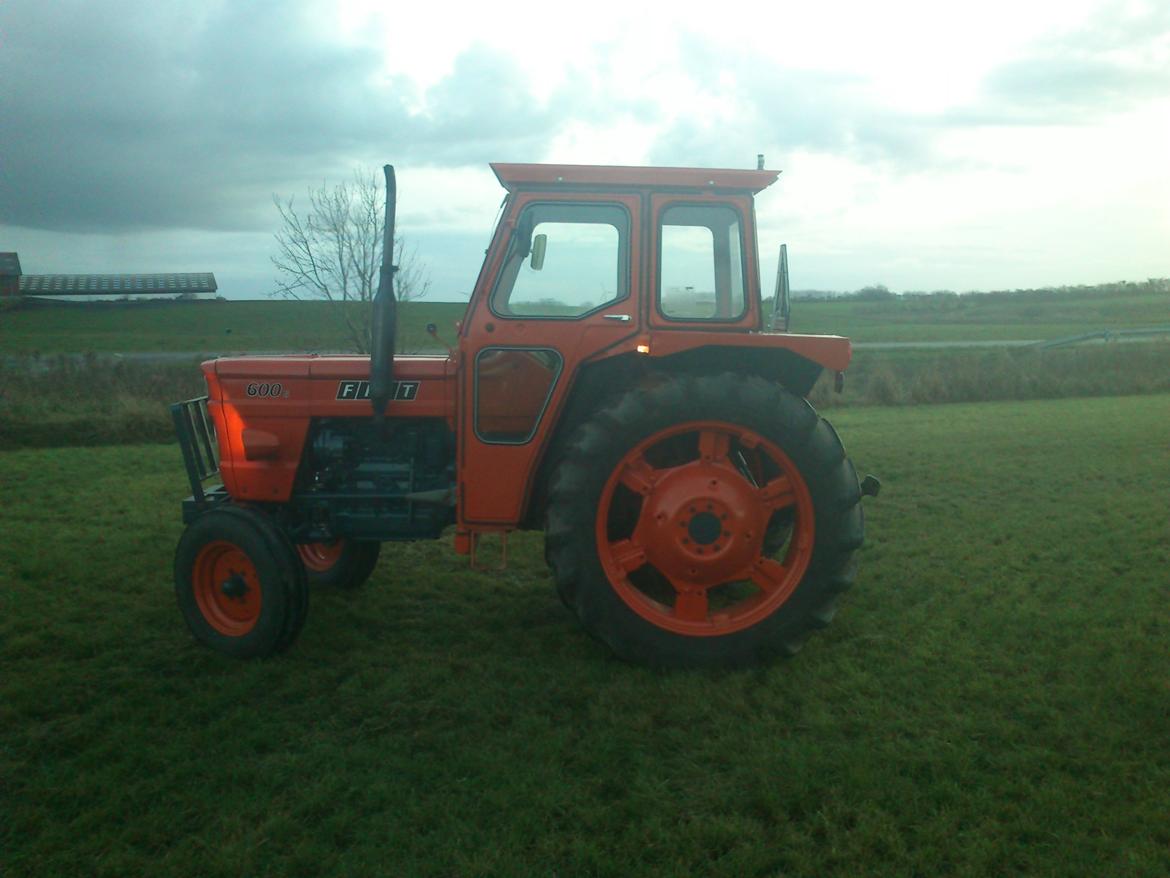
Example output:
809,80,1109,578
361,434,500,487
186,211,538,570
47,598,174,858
205,163,852,532
205,355,453,502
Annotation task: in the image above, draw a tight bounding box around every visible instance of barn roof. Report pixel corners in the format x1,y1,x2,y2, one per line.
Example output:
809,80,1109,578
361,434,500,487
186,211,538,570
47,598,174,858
19,272,217,295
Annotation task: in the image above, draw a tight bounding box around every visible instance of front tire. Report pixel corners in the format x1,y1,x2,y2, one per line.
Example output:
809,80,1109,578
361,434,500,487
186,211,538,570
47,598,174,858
175,505,309,658
545,374,863,668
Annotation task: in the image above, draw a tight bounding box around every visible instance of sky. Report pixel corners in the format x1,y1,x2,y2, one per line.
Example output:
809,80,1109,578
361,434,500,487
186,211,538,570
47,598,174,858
1,0,1168,300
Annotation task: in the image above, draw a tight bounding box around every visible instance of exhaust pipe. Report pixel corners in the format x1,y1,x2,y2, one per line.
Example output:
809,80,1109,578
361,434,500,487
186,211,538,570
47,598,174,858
369,164,398,418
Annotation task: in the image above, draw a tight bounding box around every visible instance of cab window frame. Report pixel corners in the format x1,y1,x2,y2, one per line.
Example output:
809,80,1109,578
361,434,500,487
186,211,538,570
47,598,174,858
655,201,750,324
472,345,564,445
488,200,632,321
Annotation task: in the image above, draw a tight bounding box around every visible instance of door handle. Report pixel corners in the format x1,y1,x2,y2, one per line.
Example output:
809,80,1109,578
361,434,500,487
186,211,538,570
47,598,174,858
602,314,631,322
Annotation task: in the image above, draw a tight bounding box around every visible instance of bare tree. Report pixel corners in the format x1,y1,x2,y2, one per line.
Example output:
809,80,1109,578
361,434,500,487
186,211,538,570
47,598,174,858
272,169,430,352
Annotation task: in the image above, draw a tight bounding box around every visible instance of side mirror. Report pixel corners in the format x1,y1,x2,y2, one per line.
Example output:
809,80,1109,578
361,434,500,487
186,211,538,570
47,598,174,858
530,233,547,271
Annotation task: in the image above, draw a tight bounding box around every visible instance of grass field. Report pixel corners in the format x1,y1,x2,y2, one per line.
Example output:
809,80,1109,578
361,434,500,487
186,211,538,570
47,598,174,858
4,395,1169,876
807,342,1170,409
0,300,467,355
2,280,1167,354
788,281,1170,342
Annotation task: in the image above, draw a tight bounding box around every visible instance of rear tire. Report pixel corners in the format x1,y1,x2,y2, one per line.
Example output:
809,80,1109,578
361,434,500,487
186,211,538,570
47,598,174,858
175,505,309,658
296,540,381,589
545,373,863,668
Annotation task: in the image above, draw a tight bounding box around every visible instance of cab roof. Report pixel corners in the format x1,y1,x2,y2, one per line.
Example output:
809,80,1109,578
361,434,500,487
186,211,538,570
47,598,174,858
491,163,780,194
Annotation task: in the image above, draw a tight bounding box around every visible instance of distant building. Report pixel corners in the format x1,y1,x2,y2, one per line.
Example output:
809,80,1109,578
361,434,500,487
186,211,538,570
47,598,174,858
0,252,21,299
17,270,218,302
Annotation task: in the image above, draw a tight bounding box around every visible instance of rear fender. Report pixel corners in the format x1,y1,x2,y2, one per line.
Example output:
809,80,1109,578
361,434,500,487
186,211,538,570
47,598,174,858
651,344,827,396
521,335,850,527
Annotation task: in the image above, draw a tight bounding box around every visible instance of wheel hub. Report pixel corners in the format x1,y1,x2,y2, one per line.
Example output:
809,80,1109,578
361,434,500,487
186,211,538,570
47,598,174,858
687,511,722,545
220,573,249,601
634,461,768,586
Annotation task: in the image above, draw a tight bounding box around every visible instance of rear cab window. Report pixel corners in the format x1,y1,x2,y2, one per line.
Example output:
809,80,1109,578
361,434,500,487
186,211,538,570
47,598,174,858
658,204,746,321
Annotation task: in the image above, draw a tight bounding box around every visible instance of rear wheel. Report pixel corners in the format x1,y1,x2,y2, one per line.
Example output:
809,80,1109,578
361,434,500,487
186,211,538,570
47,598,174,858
296,539,381,589
175,505,309,658
545,374,863,667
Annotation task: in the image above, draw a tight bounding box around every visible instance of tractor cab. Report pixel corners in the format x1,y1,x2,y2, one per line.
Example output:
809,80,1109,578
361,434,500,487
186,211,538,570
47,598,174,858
448,163,850,527
481,163,774,327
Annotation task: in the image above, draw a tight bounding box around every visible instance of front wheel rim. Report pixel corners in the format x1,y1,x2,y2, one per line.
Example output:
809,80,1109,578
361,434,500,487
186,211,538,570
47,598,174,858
596,421,815,636
192,540,263,636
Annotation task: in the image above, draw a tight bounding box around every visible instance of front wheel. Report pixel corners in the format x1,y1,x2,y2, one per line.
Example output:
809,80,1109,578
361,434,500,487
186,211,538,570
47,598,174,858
174,505,309,658
545,374,864,668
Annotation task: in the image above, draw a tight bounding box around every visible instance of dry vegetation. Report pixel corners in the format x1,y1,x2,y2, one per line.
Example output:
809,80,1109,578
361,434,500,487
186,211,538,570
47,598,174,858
4,343,1169,450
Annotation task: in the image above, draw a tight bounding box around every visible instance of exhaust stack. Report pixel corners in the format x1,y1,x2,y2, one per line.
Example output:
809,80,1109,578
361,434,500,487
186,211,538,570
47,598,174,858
369,164,398,418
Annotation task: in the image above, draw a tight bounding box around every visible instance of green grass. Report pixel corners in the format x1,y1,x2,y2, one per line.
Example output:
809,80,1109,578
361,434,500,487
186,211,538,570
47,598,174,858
4,395,1170,876
807,342,1170,409
788,281,1170,342
0,300,468,355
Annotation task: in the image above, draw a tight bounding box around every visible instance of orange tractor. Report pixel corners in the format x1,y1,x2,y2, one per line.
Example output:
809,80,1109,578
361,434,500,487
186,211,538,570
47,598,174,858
172,162,879,667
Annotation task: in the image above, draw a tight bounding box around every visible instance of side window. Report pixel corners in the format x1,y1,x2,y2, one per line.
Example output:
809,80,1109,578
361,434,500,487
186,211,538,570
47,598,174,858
474,347,562,443
491,203,628,318
659,204,746,320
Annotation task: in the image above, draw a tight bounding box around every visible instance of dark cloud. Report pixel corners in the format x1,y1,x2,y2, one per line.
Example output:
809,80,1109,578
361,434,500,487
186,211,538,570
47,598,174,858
0,1,590,234
936,2,1170,131
973,6,1170,123
984,55,1170,112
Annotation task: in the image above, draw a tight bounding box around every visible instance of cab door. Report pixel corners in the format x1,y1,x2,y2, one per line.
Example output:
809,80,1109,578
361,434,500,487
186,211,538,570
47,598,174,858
457,192,642,525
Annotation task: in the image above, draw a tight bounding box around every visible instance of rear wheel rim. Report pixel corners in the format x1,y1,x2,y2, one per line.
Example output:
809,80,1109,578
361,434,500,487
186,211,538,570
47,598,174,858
193,540,262,636
297,540,345,572
596,421,815,636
